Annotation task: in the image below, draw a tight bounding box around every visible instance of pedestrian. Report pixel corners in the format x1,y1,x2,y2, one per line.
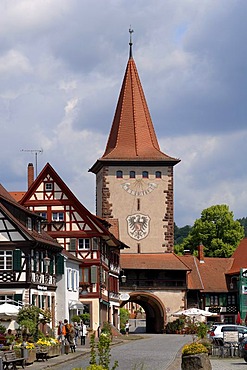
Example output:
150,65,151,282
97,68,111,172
79,321,87,345
74,322,79,346
57,320,64,343
68,323,76,352
125,320,130,336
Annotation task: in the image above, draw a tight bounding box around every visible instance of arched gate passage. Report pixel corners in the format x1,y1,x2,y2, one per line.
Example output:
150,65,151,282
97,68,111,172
120,292,166,333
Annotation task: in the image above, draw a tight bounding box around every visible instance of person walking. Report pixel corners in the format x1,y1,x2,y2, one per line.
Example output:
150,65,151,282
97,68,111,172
57,321,64,343
125,320,130,336
79,321,88,345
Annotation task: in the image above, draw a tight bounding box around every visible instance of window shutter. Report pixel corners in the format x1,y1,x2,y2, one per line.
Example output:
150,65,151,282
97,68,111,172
92,238,99,251
49,259,54,274
14,294,22,304
13,250,21,271
56,254,64,275
70,238,77,251
91,265,97,284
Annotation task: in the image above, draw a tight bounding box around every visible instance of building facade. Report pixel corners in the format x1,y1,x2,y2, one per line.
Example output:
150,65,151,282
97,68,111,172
19,163,124,333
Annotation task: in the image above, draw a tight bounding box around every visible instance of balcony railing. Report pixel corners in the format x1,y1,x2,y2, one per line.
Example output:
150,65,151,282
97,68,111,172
121,278,186,289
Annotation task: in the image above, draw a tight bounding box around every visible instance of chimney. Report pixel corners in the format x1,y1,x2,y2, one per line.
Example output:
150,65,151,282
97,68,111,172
28,163,34,188
198,242,205,263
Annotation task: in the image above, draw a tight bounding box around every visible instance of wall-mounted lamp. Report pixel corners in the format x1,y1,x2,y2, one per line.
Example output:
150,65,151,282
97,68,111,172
44,251,51,273
121,270,126,283
230,276,238,290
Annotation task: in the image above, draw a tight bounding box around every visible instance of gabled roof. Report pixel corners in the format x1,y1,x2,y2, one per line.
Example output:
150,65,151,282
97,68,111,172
180,255,234,292
0,183,62,250
89,39,180,173
227,237,247,274
120,253,190,270
20,163,122,248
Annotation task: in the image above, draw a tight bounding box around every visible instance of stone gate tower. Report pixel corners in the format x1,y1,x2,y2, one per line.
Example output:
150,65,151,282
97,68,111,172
90,32,180,254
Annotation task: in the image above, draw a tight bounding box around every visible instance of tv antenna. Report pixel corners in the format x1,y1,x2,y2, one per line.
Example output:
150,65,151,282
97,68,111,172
21,148,43,177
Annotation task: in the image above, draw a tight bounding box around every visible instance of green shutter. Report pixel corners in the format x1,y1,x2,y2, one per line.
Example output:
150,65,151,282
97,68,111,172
91,265,97,284
56,254,64,275
205,294,210,306
49,259,54,274
219,294,227,306
14,294,22,304
13,250,22,271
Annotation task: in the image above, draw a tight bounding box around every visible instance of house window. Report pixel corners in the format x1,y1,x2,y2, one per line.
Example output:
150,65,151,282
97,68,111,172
130,171,135,178
210,295,219,306
227,295,236,305
38,212,47,219
45,183,53,191
78,238,90,250
80,267,89,283
116,170,123,179
142,171,149,178
0,251,12,270
27,217,32,230
52,212,64,221
37,221,41,233
155,171,162,179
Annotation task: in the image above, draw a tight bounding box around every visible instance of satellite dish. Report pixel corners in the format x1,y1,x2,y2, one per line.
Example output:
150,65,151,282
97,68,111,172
120,293,130,301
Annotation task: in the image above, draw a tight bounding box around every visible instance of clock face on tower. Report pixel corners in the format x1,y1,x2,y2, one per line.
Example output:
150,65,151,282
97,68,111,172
121,179,157,196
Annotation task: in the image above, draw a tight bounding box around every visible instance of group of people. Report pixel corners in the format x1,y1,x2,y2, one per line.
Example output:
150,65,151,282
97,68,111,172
57,319,88,350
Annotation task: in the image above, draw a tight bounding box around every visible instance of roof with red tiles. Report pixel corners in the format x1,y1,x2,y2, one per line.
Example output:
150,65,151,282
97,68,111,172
9,192,25,202
227,237,247,274
120,253,190,270
89,39,180,173
180,254,234,292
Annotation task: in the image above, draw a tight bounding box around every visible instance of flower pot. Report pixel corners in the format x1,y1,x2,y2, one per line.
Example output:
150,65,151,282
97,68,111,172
181,353,212,370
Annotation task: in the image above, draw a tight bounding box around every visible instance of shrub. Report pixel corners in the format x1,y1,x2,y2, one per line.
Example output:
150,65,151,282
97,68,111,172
182,342,208,356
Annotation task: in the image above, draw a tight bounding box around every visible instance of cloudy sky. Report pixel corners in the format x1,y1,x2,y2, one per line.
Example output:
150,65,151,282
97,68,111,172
1,0,247,227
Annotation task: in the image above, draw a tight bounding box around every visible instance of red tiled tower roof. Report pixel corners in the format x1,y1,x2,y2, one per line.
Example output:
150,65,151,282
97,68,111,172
90,35,180,173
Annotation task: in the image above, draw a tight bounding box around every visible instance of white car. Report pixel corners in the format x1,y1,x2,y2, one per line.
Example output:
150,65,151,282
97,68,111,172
209,324,247,340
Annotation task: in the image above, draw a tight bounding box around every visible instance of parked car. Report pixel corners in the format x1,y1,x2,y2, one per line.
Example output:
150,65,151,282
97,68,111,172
240,337,247,362
209,324,247,340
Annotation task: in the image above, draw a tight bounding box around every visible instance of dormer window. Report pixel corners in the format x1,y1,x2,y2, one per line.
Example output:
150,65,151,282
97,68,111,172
116,170,123,179
45,183,53,191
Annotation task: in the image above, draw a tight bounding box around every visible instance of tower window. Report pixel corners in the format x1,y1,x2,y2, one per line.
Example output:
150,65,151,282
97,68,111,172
137,198,140,211
130,171,135,178
155,171,162,179
142,171,149,178
116,170,123,178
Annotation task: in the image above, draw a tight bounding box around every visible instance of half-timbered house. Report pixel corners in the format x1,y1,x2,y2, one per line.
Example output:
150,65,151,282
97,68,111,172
0,183,63,330
18,163,125,332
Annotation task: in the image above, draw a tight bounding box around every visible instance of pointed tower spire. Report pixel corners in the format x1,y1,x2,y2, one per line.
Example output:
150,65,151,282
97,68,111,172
100,33,179,163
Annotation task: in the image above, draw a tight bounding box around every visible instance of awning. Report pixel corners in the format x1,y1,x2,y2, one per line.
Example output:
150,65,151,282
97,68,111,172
69,300,84,310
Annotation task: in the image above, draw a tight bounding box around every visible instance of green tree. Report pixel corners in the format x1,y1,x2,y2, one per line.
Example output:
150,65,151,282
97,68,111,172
181,204,244,257
237,217,247,237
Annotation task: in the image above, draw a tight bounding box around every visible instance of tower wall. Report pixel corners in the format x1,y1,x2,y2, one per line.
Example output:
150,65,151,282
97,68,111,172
96,164,174,253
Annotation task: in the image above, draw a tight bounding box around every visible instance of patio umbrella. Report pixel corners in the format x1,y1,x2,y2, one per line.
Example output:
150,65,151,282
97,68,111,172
173,307,216,317
236,311,241,325
0,303,20,319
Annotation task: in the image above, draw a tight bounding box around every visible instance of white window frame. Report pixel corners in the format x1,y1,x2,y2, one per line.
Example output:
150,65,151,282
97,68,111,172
52,212,64,221
0,251,12,270
78,238,90,250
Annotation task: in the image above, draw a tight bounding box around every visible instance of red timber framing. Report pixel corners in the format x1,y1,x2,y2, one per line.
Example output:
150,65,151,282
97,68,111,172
19,163,125,331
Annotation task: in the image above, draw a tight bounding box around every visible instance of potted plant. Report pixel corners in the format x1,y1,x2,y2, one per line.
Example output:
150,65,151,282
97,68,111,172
181,342,212,370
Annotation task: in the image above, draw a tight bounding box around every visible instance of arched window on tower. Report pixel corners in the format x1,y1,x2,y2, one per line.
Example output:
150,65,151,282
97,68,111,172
130,171,135,178
116,170,123,178
142,171,149,178
155,171,162,179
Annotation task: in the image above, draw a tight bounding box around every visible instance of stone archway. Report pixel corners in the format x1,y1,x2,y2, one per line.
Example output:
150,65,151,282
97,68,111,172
120,292,166,333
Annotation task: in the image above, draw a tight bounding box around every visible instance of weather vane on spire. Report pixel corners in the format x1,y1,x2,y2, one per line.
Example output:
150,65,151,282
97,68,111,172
129,26,134,59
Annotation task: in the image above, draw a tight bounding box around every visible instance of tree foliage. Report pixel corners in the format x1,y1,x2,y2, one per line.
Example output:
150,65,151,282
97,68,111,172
237,217,247,237
180,204,244,257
